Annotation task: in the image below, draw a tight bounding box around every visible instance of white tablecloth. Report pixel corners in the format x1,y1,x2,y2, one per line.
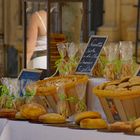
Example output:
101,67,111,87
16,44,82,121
0,119,8,135
87,78,107,120
0,120,140,140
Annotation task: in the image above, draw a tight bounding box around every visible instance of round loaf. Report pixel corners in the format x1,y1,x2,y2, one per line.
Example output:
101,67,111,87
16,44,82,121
108,121,132,132
132,118,140,130
75,111,101,124
80,118,107,129
20,103,46,120
134,127,140,135
39,113,66,124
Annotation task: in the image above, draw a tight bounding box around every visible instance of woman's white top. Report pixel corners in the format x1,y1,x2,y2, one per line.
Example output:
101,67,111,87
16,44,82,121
28,11,47,69
35,36,47,51
35,11,47,52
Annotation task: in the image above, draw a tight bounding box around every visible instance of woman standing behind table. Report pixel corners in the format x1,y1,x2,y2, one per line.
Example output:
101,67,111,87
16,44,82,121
26,10,47,69
26,3,82,70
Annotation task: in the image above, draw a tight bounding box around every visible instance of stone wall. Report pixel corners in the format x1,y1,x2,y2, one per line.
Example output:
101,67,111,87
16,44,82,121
0,0,3,34
0,0,21,76
0,41,4,77
0,0,4,77
97,0,138,42
4,0,21,46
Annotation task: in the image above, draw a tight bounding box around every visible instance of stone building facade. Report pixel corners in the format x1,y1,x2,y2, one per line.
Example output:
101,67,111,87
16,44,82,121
97,0,138,42
0,0,139,76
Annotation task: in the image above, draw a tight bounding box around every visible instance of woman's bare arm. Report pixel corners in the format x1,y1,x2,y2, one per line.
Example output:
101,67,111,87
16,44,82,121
26,13,38,64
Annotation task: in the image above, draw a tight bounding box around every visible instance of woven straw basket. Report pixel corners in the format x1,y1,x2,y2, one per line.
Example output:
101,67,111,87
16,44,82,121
35,75,88,117
93,83,140,123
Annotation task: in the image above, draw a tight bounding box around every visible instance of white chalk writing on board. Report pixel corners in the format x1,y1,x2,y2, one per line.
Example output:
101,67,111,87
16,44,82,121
76,36,108,74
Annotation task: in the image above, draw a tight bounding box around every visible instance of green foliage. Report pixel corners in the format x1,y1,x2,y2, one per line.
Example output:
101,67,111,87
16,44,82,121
66,96,78,103
22,88,36,103
24,89,36,97
0,85,15,109
5,95,15,109
100,55,138,77
58,93,66,101
58,93,86,112
128,116,137,121
76,100,87,112
0,85,9,96
99,55,108,67
55,56,78,75
0,83,36,109
55,58,68,75
100,56,122,74
110,59,122,75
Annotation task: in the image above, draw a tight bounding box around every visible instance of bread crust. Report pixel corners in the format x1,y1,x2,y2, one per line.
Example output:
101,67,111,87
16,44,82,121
134,127,140,135
132,118,140,130
39,113,66,124
80,118,107,129
20,103,46,120
108,121,132,132
75,111,101,124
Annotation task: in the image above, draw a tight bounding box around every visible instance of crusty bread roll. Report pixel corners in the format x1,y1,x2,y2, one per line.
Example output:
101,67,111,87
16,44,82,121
134,127,140,135
80,118,107,129
0,109,17,119
132,118,140,130
20,103,46,120
75,111,101,124
108,121,132,132
39,113,66,124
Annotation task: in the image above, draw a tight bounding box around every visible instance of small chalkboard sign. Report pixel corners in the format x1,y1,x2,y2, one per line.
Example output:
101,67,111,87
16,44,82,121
137,71,140,76
135,67,140,76
18,69,42,96
76,35,107,75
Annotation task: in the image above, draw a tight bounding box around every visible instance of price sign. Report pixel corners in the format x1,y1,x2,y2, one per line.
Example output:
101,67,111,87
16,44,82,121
18,69,42,81
76,36,107,75
18,69,42,96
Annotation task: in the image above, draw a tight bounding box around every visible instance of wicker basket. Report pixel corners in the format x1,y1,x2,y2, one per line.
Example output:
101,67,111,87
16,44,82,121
93,84,140,123
35,75,88,117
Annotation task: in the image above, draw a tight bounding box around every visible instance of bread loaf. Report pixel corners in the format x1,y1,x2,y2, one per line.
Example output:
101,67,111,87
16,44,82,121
108,121,132,132
75,111,101,124
80,118,107,129
20,103,46,120
39,113,66,124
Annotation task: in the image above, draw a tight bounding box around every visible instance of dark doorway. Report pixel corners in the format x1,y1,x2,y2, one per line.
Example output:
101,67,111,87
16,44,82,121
89,0,104,34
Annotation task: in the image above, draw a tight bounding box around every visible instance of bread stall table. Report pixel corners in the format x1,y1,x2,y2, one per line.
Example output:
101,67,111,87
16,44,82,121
0,120,140,140
0,78,140,140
